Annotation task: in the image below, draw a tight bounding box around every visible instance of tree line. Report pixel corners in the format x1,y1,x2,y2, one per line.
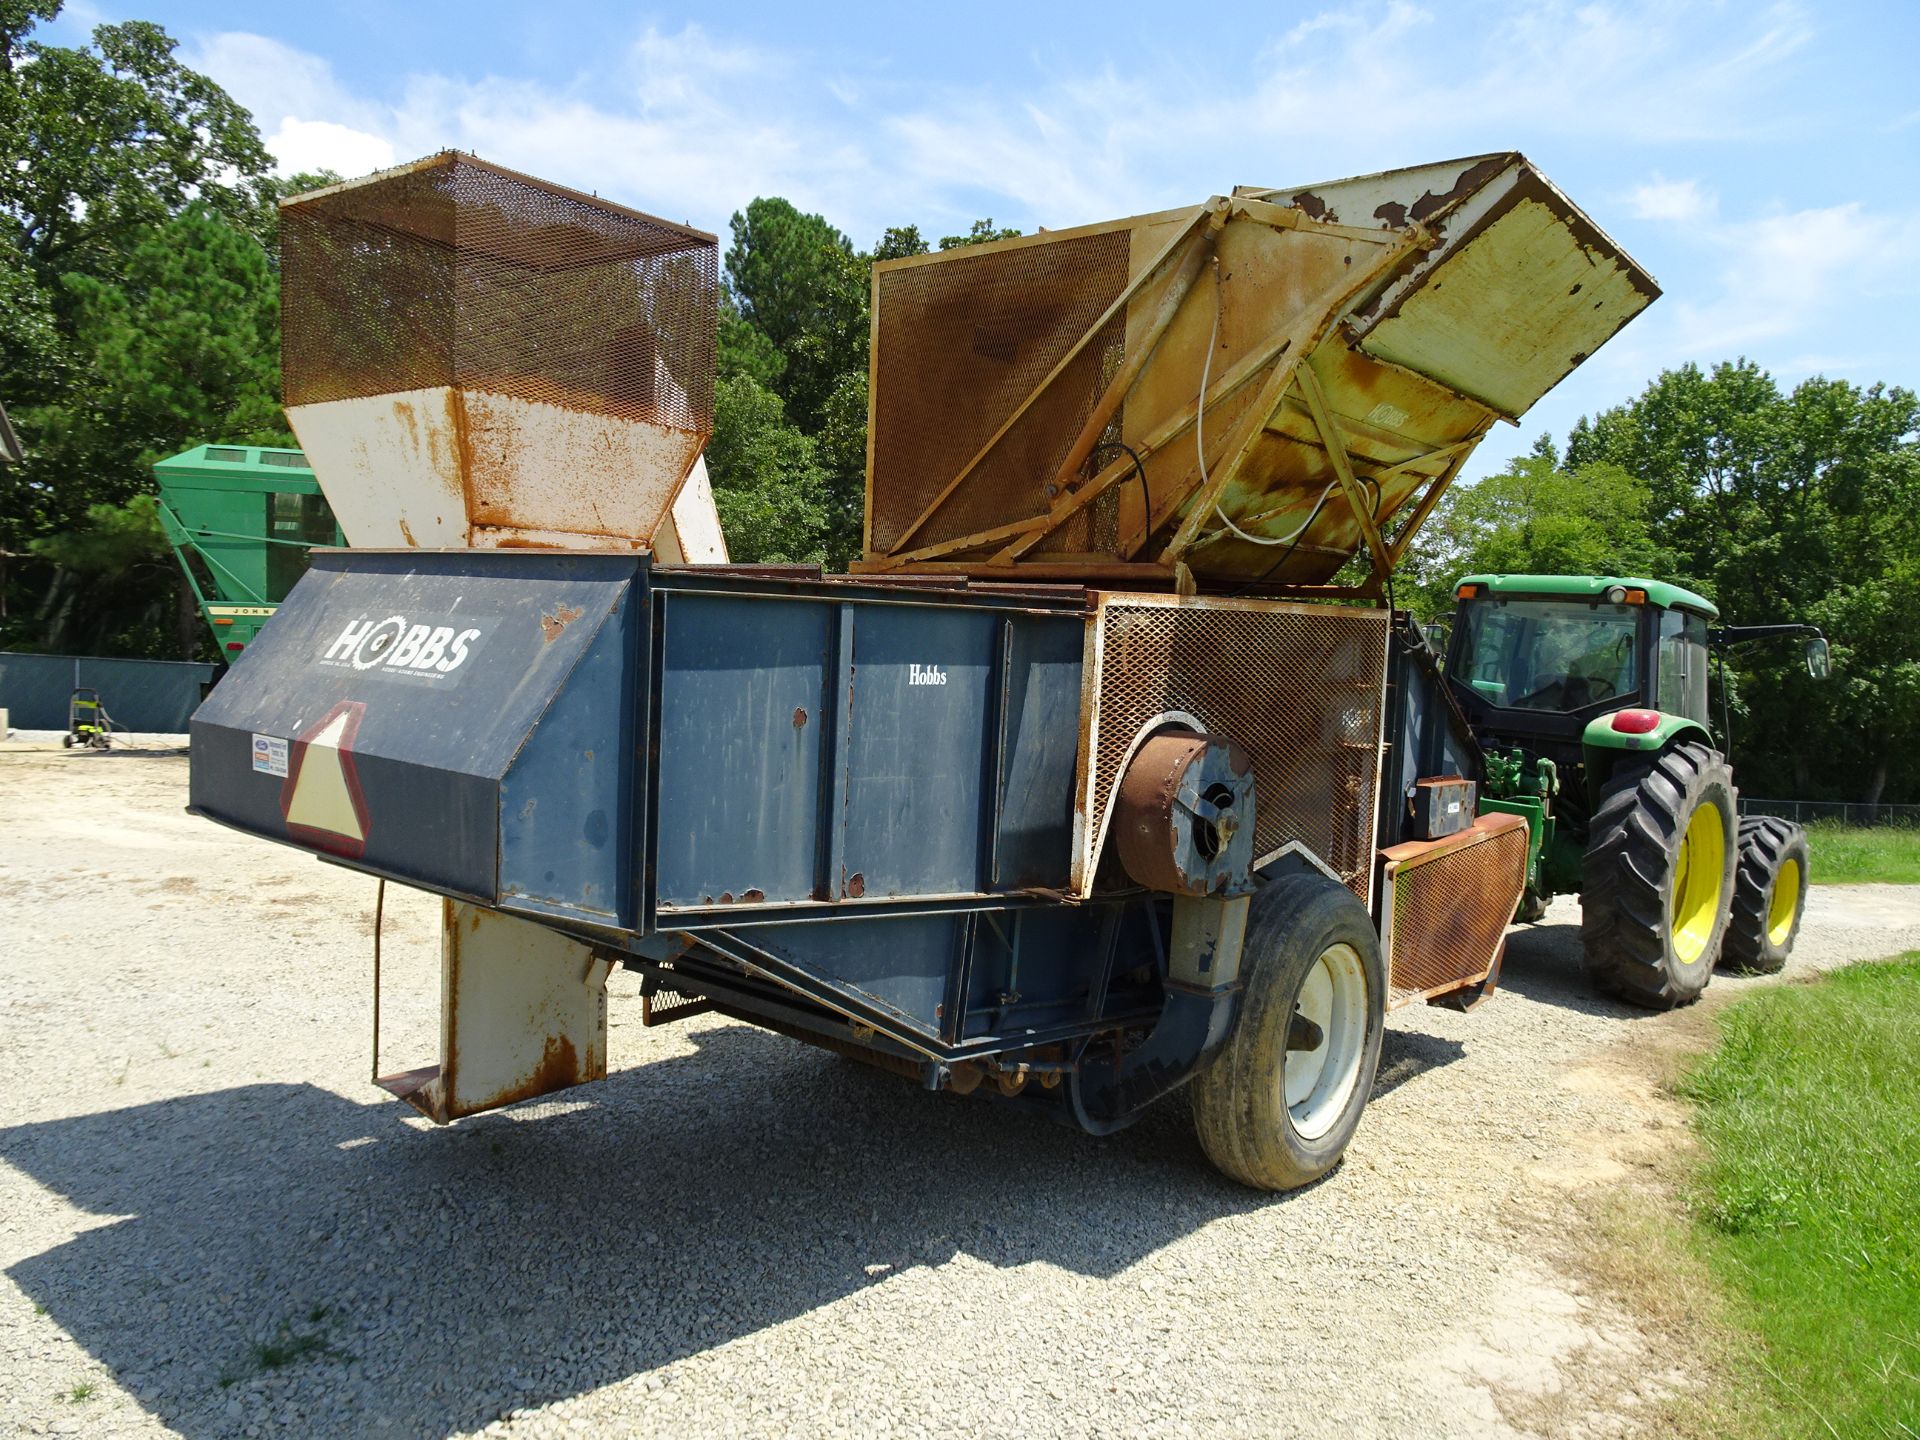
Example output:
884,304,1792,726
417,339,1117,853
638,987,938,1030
1407,367,1920,806
2,6,1914,802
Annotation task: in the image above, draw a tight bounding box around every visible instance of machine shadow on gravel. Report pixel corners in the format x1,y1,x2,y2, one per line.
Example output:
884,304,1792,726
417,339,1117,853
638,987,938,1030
2,1021,1293,1439
1493,920,1684,1019
1370,1029,1466,1101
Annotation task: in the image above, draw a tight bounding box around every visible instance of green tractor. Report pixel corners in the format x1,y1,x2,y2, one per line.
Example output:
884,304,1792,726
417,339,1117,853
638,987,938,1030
1436,575,1829,1010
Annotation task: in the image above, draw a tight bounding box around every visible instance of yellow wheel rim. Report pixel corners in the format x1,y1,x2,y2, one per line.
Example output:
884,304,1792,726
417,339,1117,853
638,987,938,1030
1767,856,1802,947
1670,800,1726,964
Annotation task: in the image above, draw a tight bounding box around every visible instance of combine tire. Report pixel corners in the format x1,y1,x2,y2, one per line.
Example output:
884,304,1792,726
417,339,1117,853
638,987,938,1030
1719,817,1809,975
1580,742,1736,1010
1190,872,1384,1191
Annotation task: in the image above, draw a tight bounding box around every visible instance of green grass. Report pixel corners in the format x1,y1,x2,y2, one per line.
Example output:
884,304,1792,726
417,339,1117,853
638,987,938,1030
215,1312,340,1388
1679,956,1920,1438
1805,822,1920,885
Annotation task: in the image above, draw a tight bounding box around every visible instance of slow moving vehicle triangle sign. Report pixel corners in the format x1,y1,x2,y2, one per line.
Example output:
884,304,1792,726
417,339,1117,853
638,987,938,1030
281,700,370,857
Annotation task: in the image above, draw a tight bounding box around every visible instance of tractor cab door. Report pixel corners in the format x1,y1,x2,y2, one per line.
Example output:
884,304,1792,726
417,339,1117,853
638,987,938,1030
1652,607,1713,727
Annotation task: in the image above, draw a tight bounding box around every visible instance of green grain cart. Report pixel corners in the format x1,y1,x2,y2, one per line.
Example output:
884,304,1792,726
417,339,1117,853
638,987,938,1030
1439,574,1829,1008
153,444,344,658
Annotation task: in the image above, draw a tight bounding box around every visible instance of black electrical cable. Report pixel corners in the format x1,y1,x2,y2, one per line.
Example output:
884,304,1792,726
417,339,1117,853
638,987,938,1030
1231,485,1334,597
1091,440,1155,561
1091,440,1153,531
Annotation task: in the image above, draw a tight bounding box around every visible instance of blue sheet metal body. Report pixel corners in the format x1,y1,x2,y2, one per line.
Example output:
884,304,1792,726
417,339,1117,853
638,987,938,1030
190,550,1161,1064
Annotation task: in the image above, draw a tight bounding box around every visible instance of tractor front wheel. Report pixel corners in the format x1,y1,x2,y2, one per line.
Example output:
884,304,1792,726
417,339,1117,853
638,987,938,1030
1719,817,1809,975
1190,871,1385,1191
1580,742,1737,1010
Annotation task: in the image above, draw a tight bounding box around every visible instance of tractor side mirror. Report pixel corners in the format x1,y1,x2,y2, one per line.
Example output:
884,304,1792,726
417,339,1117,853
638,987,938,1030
1805,636,1831,679
1423,620,1450,655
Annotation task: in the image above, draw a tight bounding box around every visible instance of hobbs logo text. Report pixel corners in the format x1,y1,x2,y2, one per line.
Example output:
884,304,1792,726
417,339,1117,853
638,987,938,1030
322,616,484,677
908,663,947,687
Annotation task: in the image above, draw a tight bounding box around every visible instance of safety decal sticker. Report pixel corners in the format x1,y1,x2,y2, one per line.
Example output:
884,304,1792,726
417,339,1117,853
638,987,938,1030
251,733,289,778
280,700,371,859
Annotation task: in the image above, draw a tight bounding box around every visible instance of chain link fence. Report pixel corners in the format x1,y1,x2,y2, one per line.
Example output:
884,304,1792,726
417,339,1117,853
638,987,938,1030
1743,799,1920,829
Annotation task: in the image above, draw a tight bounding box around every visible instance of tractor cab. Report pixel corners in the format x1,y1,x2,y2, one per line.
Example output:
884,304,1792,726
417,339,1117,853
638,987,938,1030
1438,574,1720,893
1444,574,1717,771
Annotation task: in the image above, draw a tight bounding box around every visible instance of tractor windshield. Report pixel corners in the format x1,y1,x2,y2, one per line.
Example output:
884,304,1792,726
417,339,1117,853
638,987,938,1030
1449,599,1640,712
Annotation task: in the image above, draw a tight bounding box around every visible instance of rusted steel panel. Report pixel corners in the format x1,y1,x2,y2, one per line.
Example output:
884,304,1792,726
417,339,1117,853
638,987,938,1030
1345,164,1658,419
1380,811,1529,1008
376,902,612,1122
279,152,717,552
862,153,1655,590
1075,594,1391,901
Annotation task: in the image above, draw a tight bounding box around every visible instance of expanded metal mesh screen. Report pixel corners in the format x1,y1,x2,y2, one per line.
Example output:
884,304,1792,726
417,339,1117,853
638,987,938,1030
640,962,716,1028
868,231,1131,556
281,154,717,437
1386,824,1527,1006
1082,598,1390,900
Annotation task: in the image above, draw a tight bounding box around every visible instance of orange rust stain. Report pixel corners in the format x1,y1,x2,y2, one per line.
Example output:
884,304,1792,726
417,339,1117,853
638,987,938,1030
397,518,418,547
391,398,421,453
449,388,479,524
488,1033,582,1108
540,604,585,643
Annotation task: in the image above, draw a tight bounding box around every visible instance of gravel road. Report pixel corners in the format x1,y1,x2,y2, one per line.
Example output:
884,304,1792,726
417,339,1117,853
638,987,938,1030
3,745,1917,1440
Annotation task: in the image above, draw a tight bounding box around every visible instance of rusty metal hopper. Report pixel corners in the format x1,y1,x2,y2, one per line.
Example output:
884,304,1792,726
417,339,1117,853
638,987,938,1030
857,152,1656,594
280,152,718,550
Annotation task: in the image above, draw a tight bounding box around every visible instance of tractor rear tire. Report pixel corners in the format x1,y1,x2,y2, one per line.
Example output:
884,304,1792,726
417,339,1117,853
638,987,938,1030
1580,742,1737,1010
1190,871,1385,1191
1719,817,1809,976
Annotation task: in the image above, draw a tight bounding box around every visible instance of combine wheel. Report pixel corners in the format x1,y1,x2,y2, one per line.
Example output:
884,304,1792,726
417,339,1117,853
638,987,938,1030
1580,742,1737,1009
1719,817,1809,975
1190,872,1384,1191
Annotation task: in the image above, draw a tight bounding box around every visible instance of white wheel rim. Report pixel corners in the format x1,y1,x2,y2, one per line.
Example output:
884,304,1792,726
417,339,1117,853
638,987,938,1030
1283,942,1369,1142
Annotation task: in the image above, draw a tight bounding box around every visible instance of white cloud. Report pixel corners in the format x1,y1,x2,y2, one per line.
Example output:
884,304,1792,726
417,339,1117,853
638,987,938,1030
1630,176,1716,225
185,24,875,230
1567,195,1920,413
155,0,1919,496
1668,202,1916,357
841,1,1823,233
168,2,1919,430
187,32,386,143
265,118,395,179
180,1,1828,241
39,0,105,42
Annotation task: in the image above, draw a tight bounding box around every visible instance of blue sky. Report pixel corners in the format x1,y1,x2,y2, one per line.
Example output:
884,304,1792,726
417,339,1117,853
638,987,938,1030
47,0,1920,477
